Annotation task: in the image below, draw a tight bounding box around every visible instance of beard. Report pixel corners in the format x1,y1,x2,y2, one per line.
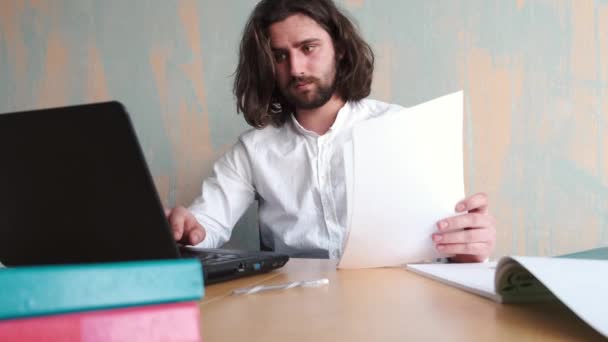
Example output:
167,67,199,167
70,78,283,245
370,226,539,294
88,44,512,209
279,74,337,110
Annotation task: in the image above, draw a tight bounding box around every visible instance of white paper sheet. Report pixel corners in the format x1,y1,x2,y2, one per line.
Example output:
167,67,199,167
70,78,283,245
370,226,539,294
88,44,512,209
338,91,465,268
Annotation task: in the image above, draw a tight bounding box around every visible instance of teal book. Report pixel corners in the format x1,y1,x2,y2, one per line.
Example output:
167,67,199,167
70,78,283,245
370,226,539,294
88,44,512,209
0,259,204,320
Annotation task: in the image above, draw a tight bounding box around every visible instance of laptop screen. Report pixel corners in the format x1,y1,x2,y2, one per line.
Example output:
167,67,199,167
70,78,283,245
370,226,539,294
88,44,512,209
0,102,180,266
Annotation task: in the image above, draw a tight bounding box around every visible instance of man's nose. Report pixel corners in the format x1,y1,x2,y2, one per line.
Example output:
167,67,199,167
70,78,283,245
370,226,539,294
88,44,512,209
289,53,306,77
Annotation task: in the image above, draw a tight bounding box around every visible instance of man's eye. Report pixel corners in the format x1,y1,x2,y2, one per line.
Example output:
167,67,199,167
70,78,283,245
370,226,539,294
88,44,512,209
303,45,316,53
274,52,287,63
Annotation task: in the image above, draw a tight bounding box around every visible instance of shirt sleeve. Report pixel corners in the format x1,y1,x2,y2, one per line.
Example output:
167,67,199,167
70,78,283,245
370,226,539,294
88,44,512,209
188,140,256,248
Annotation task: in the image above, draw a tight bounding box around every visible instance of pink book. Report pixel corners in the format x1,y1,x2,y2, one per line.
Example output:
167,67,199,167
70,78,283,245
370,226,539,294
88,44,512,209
0,301,201,342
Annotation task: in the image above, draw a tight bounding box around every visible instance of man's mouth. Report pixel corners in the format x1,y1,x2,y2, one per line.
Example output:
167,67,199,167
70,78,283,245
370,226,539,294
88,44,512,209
293,81,312,90
290,76,316,90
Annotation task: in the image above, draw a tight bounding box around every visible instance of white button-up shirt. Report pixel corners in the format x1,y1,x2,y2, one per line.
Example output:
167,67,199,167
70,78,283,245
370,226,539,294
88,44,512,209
190,99,405,259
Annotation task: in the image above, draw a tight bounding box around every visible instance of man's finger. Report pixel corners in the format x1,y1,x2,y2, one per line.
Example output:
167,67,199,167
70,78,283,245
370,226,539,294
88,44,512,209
169,211,186,241
455,192,488,213
183,216,199,243
433,227,494,244
181,213,205,245
436,242,491,255
186,226,206,245
437,213,495,232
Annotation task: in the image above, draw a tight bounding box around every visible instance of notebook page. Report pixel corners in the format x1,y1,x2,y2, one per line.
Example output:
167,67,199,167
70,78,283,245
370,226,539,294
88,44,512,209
510,256,608,337
406,262,500,301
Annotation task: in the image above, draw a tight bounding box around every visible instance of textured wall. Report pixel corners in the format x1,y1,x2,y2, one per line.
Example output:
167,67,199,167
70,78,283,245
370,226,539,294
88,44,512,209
1,0,607,256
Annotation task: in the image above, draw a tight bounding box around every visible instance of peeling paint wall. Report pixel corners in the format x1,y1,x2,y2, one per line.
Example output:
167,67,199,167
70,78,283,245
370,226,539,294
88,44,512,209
1,0,606,256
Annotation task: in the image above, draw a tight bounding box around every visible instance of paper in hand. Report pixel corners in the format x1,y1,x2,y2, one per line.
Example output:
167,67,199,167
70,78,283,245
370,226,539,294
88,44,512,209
338,91,465,268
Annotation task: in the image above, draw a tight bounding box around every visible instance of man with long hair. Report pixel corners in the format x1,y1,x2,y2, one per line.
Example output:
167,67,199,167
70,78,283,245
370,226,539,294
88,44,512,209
166,0,496,262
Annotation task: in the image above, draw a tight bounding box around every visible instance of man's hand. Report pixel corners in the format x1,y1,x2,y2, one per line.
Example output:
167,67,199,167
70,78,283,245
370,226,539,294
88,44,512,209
432,192,496,263
165,206,206,245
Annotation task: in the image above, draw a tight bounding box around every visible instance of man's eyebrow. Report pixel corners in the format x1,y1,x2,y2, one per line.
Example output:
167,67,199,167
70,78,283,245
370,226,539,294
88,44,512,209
295,38,321,47
271,38,321,51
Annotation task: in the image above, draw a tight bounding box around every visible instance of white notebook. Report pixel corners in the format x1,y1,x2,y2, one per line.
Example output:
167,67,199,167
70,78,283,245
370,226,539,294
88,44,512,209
407,248,608,337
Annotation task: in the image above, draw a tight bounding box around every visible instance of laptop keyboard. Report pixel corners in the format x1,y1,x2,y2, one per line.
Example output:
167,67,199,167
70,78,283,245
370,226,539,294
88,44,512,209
181,250,241,265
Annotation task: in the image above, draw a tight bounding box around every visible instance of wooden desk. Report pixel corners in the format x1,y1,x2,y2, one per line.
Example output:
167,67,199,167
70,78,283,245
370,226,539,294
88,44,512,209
199,259,604,341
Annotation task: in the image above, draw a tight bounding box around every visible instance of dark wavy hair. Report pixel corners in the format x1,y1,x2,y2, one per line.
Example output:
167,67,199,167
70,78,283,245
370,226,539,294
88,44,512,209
233,0,374,128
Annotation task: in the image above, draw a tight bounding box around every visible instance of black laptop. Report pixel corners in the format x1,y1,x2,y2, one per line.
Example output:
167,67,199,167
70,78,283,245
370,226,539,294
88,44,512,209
0,101,289,285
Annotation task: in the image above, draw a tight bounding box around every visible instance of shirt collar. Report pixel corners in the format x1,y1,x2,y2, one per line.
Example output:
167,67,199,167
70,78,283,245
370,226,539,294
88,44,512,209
290,113,318,137
289,101,352,138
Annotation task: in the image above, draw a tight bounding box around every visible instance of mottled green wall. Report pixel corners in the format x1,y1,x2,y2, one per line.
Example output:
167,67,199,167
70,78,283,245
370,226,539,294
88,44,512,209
1,0,607,256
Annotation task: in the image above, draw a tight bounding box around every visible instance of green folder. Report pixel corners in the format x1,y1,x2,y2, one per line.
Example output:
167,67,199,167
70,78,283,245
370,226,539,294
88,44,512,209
557,246,608,260
0,259,204,320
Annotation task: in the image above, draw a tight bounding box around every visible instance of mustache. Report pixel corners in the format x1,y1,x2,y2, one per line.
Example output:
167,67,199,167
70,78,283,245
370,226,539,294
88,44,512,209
289,76,319,87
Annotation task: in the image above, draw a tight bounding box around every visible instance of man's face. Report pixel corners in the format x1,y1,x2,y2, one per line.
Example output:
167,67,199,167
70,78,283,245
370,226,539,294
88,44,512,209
269,14,337,110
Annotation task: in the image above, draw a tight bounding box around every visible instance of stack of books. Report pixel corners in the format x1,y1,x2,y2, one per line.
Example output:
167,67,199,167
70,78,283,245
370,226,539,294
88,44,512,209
0,259,204,341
